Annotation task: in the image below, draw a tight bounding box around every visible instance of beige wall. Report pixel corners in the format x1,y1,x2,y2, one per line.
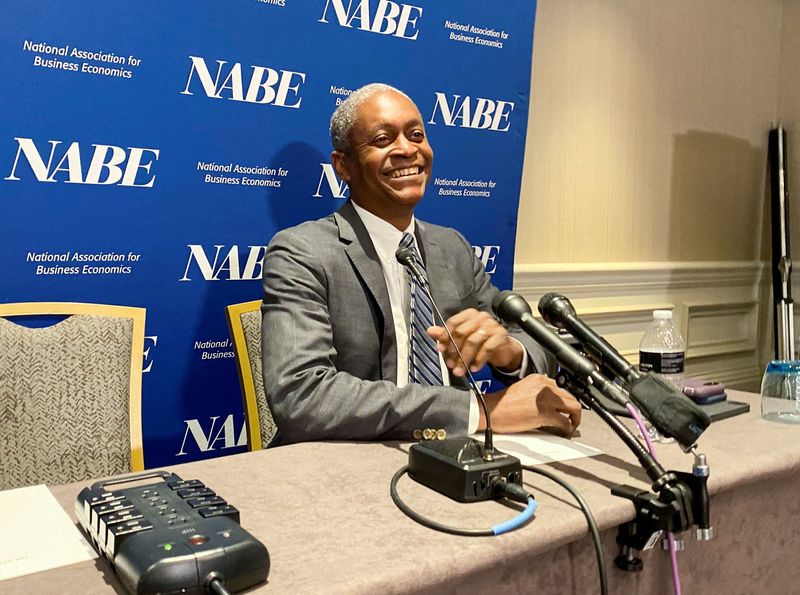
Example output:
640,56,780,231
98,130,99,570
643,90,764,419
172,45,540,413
517,0,784,265
512,0,800,386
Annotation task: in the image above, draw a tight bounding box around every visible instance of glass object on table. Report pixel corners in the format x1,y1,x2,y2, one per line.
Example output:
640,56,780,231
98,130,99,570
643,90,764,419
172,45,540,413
761,360,800,423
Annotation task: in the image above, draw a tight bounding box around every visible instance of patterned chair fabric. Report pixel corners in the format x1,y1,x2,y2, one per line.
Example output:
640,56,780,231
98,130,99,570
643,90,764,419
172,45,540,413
240,309,278,447
0,314,134,489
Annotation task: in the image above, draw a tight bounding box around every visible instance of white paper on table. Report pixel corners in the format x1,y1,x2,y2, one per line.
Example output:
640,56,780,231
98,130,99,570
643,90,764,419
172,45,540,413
0,484,97,581
471,432,602,466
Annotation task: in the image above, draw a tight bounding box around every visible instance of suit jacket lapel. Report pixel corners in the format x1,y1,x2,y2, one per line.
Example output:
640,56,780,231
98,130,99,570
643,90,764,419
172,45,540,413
334,201,397,383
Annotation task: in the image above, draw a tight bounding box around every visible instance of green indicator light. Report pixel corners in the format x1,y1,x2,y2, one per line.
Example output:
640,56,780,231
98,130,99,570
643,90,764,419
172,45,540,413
163,544,173,551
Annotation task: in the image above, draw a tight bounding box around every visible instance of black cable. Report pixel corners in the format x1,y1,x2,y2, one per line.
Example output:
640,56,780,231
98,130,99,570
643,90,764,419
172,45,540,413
391,466,492,536
523,465,608,595
392,464,604,592
207,577,232,595
390,466,536,536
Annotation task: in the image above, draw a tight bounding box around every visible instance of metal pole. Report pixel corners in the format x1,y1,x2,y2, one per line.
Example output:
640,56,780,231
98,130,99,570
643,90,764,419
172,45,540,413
768,124,795,360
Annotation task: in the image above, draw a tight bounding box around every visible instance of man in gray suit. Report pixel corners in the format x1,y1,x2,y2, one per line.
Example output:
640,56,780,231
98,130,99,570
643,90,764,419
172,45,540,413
262,83,580,445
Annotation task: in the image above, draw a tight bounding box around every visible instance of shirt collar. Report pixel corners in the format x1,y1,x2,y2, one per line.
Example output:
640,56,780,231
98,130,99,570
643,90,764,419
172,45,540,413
350,201,416,261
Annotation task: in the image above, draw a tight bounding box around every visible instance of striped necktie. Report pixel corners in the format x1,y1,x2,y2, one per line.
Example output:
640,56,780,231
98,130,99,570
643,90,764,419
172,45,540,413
400,232,444,386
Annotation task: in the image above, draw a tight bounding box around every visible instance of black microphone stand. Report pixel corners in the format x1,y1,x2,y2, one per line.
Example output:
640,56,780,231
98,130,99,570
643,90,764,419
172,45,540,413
493,291,711,569
769,124,795,360
554,367,711,570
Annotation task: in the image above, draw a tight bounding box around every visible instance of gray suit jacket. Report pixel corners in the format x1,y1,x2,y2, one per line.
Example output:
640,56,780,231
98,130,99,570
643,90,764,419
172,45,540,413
261,200,552,445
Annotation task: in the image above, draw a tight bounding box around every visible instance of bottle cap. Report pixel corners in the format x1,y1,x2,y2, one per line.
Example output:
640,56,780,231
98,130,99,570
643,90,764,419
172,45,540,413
653,310,672,319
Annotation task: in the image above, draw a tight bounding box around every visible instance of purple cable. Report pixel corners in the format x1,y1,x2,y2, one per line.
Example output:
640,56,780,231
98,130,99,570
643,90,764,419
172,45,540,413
626,402,655,454
625,402,683,595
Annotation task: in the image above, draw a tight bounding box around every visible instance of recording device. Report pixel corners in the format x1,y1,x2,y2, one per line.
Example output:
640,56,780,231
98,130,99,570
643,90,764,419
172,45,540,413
395,247,523,503
681,379,728,405
75,471,269,595
681,379,752,418
537,292,710,449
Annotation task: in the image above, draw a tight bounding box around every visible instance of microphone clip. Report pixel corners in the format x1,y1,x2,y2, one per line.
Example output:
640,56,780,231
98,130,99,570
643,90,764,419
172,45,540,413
612,462,712,571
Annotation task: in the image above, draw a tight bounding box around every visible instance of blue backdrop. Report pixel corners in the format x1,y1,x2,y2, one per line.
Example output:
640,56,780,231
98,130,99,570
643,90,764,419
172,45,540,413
1,0,538,467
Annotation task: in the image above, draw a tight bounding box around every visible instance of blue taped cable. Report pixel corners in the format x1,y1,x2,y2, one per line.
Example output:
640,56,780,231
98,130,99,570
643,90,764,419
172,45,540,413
492,497,538,535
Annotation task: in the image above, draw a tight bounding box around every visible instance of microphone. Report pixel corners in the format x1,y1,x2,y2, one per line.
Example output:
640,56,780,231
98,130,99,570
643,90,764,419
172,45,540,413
396,245,490,429
395,247,524,503
396,247,425,281
492,290,673,482
395,245,494,450
497,292,713,547
537,292,710,449
539,293,639,384
491,291,629,407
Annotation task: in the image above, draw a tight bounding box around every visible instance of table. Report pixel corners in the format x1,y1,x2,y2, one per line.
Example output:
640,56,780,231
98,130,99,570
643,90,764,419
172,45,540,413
4,390,800,594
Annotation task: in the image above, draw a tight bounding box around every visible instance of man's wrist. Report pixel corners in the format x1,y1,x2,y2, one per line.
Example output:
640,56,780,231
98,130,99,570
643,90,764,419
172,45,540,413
492,337,525,373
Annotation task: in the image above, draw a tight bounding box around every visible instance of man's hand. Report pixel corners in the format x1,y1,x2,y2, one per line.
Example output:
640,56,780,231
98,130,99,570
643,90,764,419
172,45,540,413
427,308,523,377
478,374,582,437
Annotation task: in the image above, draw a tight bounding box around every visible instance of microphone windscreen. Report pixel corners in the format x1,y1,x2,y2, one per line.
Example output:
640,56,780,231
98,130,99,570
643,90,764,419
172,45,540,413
629,374,711,446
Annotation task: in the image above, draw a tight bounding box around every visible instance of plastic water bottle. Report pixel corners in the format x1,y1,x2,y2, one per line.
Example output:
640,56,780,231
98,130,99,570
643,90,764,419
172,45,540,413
639,310,686,390
638,310,686,443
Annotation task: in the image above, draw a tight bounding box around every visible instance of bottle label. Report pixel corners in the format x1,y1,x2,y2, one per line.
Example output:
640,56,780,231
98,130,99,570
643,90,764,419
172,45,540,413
639,351,685,374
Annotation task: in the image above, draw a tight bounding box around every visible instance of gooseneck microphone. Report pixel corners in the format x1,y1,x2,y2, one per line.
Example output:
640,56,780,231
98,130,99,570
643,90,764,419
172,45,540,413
395,246,495,456
537,292,710,449
396,247,425,281
395,248,529,504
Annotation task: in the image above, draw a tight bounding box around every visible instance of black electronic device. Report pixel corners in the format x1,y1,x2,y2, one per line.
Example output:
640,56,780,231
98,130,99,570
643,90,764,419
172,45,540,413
75,471,269,595
407,437,523,503
687,392,727,405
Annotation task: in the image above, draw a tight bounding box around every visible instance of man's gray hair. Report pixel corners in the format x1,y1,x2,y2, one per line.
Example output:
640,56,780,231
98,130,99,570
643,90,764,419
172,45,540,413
329,83,413,153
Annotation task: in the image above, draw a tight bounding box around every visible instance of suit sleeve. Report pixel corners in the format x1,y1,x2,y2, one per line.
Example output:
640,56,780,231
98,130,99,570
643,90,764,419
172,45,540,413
261,230,470,445
452,230,557,381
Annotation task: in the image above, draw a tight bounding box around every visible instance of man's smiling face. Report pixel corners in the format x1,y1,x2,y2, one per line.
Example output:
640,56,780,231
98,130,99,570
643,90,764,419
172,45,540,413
332,90,434,229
